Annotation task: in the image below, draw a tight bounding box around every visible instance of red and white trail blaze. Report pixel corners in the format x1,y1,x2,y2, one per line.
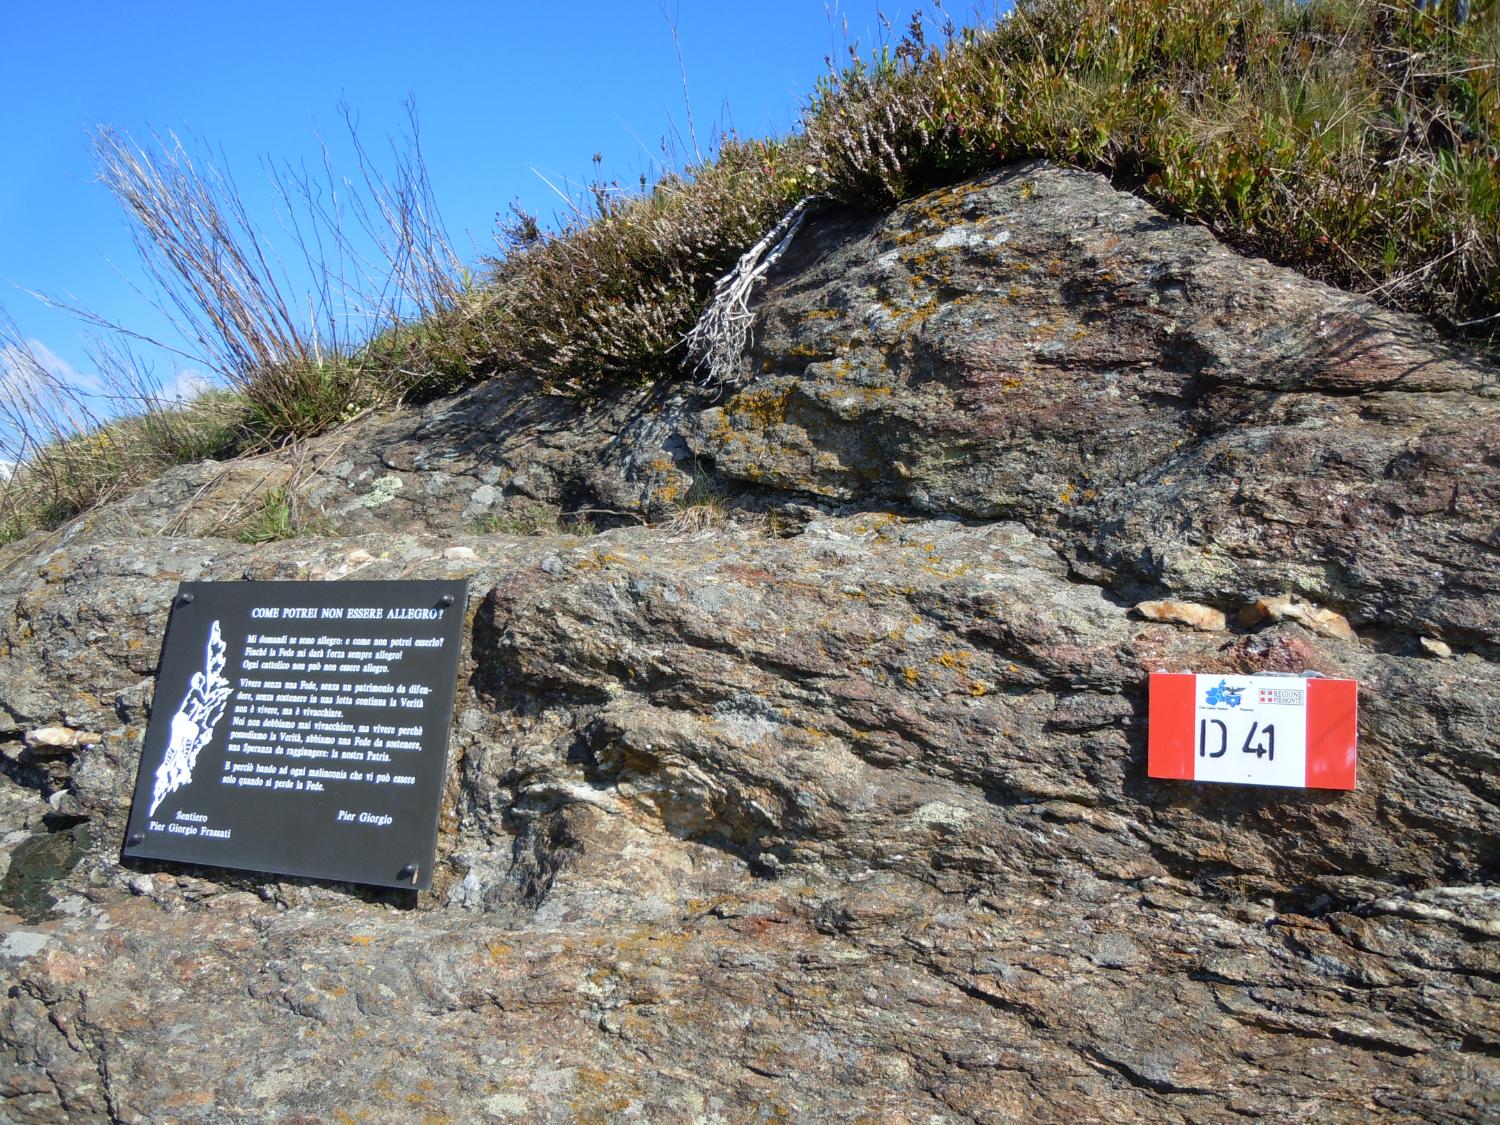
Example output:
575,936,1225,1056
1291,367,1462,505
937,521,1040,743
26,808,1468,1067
1148,672,1358,790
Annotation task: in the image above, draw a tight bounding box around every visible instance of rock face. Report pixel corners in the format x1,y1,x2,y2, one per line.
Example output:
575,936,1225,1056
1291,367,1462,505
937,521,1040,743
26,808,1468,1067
0,162,1495,1122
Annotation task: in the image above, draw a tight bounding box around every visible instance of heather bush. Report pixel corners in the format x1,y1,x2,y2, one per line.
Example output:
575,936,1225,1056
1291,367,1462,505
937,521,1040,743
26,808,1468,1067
5,0,1494,541
803,0,1499,329
477,137,803,394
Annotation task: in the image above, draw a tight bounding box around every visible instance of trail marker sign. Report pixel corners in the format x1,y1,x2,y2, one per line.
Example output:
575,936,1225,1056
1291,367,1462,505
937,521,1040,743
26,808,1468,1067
1148,672,1358,790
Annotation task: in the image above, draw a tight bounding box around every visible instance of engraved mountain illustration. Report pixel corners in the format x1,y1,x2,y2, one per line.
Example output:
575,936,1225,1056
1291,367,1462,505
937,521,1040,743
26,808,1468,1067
148,620,230,817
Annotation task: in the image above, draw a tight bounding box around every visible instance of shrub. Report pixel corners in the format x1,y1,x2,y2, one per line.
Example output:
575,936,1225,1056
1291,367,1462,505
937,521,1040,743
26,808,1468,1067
476,137,805,395
802,0,1499,331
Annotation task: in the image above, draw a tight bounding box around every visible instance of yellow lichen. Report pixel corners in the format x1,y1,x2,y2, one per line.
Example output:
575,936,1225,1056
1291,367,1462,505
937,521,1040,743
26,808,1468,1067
933,650,974,671
731,386,794,430
892,294,941,335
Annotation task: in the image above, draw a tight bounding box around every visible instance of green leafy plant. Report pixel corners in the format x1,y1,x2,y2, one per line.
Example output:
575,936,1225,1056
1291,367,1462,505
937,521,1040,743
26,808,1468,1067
235,485,297,544
231,483,330,544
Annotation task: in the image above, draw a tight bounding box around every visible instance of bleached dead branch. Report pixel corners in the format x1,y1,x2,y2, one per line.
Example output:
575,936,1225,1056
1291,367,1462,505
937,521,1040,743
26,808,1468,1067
684,196,818,391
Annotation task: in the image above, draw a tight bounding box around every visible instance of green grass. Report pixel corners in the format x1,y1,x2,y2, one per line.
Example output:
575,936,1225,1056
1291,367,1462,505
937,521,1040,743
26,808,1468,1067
234,485,297,544
4,0,1495,543
231,482,336,544
0,391,249,546
472,502,596,537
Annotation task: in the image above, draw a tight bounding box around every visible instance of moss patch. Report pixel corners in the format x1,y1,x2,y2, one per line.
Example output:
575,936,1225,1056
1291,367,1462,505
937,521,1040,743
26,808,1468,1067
0,822,91,922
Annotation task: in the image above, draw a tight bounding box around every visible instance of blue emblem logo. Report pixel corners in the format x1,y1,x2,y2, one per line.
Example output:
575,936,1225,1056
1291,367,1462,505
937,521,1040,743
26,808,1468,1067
1204,679,1245,708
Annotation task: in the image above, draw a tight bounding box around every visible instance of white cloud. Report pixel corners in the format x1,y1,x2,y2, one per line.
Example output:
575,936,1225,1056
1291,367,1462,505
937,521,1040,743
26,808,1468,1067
0,459,14,481
155,367,215,405
0,337,109,463
0,343,44,401
32,339,101,393
0,337,102,401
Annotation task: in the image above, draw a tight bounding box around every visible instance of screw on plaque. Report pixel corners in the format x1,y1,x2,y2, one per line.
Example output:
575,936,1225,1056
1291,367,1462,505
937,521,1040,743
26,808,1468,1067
398,864,420,884
437,594,455,608
178,592,195,606
127,832,145,846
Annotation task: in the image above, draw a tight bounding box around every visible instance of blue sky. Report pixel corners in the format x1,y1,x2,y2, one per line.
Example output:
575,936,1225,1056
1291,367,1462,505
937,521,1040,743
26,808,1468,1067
0,0,990,450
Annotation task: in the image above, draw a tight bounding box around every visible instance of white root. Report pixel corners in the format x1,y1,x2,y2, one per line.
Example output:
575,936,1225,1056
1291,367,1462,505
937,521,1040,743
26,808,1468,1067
684,196,819,391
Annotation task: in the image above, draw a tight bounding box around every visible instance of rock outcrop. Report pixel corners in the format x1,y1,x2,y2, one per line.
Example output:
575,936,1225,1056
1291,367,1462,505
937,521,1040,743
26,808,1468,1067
0,162,1495,1122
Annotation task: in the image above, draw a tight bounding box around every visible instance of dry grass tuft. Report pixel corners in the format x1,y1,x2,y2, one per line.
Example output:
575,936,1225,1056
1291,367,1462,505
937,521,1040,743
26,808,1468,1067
0,327,247,543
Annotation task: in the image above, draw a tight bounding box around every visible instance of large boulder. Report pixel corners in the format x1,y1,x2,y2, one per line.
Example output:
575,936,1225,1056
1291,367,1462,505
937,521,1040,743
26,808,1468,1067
0,162,1494,1121
690,162,1498,648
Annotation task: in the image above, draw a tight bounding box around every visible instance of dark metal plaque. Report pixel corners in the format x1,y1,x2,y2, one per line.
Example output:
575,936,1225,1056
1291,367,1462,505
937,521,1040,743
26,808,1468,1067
122,580,467,890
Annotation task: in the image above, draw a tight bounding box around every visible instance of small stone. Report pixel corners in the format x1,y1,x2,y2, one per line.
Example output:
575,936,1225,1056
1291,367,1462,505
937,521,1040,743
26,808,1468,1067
442,546,478,561
1133,599,1226,632
540,554,565,576
1420,637,1453,658
1089,933,1142,969
1302,605,1356,642
467,483,501,511
128,875,154,897
344,548,376,567
1243,595,1357,642
25,726,101,754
